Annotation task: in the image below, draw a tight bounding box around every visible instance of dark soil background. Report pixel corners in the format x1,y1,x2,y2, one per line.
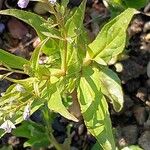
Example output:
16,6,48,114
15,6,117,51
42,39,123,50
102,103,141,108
0,0,150,150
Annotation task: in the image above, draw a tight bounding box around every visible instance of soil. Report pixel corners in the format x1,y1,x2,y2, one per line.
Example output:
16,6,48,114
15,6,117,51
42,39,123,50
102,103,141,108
0,0,150,150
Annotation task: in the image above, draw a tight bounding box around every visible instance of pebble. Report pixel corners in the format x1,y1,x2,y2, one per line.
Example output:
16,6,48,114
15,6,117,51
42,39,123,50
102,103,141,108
121,59,144,83
116,125,138,147
124,110,133,117
125,79,140,93
0,0,4,10
143,21,150,32
52,118,66,133
116,126,125,145
144,113,150,129
124,95,134,109
78,124,84,135
147,61,150,78
128,17,143,37
147,79,150,87
0,80,10,94
133,106,147,125
8,136,20,147
138,131,150,150
33,37,41,48
136,87,147,102
148,94,150,101
118,138,127,147
122,125,138,145
33,2,48,15
115,62,123,73
144,33,150,42
144,2,150,13
71,146,79,150
7,18,28,39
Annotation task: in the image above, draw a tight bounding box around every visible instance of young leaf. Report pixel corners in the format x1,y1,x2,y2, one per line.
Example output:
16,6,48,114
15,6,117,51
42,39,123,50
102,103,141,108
30,38,49,72
88,8,136,64
66,41,83,75
60,0,69,15
41,39,60,56
65,0,87,37
77,66,115,149
65,0,87,74
0,49,28,70
47,83,78,122
0,9,49,40
99,66,123,112
61,0,69,8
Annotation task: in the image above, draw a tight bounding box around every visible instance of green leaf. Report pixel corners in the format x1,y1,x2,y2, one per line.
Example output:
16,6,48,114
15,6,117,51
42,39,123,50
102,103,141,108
41,39,60,56
65,0,87,37
99,66,123,112
109,0,148,9
0,49,28,70
13,120,50,148
30,38,49,72
0,9,49,40
0,81,45,136
0,130,5,138
88,8,136,64
61,0,69,8
0,9,61,56
0,146,12,150
121,145,143,150
92,142,103,150
123,0,148,9
60,0,69,15
47,83,78,122
77,66,115,149
66,41,83,75
65,0,87,74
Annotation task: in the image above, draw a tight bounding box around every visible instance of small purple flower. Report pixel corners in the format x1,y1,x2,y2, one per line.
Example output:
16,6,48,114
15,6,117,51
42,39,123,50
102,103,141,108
0,23,5,34
23,104,30,120
49,0,56,5
0,120,16,133
17,0,29,8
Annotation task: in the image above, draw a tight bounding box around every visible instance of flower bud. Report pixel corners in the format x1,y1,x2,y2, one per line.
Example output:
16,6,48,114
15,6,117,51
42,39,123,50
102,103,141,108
17,0,29,8
23,104,30,120
49,0,56,5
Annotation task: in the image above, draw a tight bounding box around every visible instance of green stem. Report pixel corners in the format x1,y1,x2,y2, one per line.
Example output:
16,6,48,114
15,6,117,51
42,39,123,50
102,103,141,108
47,2,67,74
49,132,63,150
43,107,63,150
0,67,28,75
61,38,67,74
